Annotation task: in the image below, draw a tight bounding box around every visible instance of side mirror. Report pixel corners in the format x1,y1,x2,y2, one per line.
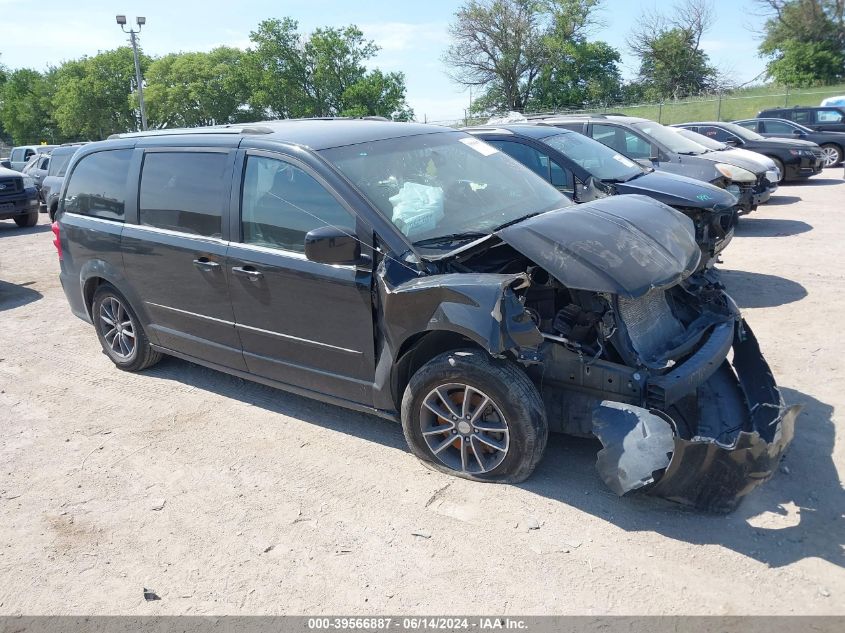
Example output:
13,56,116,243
649,145,660,161
0,159,10,169
723,139,738,147
304,225,363,265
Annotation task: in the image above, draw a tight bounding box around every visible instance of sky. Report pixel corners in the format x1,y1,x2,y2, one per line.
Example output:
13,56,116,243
2,0,770,122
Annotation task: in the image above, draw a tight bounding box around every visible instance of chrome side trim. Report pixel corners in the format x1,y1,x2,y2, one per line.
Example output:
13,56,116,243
145,301,362,355
236,322,362,355
145,302,234,326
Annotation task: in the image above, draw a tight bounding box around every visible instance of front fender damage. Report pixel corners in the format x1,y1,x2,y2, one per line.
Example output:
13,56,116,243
592,321,800,512
379,258,543,360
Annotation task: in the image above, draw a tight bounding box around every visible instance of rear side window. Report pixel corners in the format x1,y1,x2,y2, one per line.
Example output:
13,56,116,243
139,152,229,238
817,109,844,123
63,149,133,221
761,120,796,134
49,151,75,177
791,110,811,124
699,126,740,144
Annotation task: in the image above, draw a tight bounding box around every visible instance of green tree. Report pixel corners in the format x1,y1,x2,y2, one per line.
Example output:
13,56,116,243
758,0,845,85
145,47,258,128
245,19,411,119
340,70,414,120
0,68,58,144
52,47,150,139
529,40,622,110
627,0,719,100
445,0,616,113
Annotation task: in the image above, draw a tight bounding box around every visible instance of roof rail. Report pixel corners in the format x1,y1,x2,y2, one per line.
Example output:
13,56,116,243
107,124,275,140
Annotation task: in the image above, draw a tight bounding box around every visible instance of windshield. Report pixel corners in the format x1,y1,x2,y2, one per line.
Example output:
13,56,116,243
719,122,765,141
632,121,709,154
542,132,643,182
320,131,569,250
672,127,725,150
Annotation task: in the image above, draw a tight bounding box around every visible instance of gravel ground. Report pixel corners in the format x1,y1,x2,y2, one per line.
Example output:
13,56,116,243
0,177,843,615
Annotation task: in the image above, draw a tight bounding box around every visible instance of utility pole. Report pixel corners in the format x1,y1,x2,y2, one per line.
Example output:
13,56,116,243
116,15,148,131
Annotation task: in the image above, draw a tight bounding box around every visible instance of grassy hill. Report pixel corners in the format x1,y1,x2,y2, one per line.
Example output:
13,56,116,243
582,84,845,124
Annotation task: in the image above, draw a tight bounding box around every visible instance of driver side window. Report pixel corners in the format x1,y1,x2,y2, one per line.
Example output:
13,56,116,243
240,155,356,253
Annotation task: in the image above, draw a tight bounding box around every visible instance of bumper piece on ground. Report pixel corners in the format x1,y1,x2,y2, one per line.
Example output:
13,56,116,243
592,320,800,512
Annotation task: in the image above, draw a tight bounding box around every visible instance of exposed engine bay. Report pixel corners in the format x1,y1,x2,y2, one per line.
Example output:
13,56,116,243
430,236,799,512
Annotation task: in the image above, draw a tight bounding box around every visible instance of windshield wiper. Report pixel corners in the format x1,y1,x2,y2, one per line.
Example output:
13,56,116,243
494,212,545,231
413,231,490,248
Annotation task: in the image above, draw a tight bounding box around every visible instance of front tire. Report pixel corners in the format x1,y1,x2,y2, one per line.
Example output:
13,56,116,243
820,144,843,168
92,285,162,372
14,212,38,228
772,157,785,183
401,349,548,483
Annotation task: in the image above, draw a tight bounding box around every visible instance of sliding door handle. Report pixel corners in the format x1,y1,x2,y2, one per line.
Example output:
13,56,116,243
193,257,221,271
232,266,263,281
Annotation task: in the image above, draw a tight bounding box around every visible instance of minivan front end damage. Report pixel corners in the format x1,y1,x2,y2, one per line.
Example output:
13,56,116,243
592,321,800,513
403,196,800,511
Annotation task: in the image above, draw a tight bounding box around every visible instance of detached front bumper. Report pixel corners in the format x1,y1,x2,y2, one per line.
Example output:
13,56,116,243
593,320,800,513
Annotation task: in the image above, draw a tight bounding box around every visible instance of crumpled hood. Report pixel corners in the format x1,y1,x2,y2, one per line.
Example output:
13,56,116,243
615,171,737,212
496,195,701,298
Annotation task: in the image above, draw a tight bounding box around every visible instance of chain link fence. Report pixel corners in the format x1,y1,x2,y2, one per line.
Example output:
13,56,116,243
428,83,845,128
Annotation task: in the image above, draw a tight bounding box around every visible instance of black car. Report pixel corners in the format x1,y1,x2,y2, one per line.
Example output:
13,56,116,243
673,122,825,182
530,115,773,213
734,117,845,168
464,125,738,264
0,166,40,227
54,119,798,511
758,105,845,133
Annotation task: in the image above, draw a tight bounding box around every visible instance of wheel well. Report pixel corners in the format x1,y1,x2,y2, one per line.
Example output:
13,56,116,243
391,331,481,410
82,277,106,317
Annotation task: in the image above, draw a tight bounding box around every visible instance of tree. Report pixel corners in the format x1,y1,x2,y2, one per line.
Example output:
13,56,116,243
627,0,720,100
52,47,151,139
444,0,551,112
529,40,622,110
757,1,845,85
145,47,258,128
0,68,58,144
246,19,412,119
340,70,415,120
445,0,615,113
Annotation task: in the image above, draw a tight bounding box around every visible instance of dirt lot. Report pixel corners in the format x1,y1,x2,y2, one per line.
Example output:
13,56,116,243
1,178,843,615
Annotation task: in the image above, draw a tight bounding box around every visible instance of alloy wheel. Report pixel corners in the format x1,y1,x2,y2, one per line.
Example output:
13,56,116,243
419,383,510,474
822,146,840,167
99,296,136,359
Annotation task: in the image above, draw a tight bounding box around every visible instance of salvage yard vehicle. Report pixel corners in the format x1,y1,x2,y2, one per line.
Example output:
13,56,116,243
733,118,845,168
3,144,57,171
758,105,845,133
54,120,799,511
0,165,40,227
669,126,782,188
40,143,87,220
673,122,825,183
464,124,738,266
530,114,773,214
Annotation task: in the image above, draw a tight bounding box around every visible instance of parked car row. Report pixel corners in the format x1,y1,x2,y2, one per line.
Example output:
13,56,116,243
50,118,804,513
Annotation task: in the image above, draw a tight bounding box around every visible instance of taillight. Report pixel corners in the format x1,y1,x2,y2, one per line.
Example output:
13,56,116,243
51,221,62,260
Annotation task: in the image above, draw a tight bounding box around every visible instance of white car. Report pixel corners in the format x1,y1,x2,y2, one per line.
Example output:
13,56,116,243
820,96,845,107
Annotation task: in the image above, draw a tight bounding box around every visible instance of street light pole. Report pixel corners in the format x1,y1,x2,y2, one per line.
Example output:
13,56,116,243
116,15,148,131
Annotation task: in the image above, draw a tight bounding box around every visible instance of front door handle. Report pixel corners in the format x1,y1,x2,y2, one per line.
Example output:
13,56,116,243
193,257,221,271
232,265,263,281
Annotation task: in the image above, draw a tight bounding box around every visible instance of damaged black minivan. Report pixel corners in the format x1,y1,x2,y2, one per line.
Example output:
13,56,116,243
54,120,799,512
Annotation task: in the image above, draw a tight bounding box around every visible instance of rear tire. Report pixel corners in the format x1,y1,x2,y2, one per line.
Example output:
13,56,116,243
14,212,38,228
92,285,162,372
820,143,843,168
401,349,548,484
